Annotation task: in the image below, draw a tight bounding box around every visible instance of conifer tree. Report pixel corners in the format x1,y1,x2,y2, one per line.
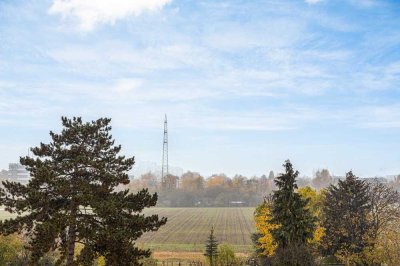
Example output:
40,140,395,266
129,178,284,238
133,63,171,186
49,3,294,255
204,227,219,266
270,160,316,248
322,171,372,262
0,117,167,265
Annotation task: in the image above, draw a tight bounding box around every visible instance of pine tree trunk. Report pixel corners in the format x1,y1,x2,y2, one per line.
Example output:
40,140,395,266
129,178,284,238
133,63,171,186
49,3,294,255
67,223,76,266
67,205,77,266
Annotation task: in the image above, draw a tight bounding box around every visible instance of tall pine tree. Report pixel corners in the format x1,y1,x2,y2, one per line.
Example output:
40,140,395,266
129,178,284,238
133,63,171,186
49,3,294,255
270,160,316,248
204,227,219,266
322,171,372,262
0,117,167,265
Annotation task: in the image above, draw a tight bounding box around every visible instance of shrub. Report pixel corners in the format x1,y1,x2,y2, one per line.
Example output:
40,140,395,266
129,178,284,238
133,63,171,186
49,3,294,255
272,243,315,266
217,244,236,266
0,234,24,265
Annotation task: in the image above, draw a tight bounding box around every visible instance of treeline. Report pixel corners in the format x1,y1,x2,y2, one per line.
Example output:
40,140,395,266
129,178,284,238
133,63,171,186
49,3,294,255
252,160,400,266
128,169,400,207
129,171,274,206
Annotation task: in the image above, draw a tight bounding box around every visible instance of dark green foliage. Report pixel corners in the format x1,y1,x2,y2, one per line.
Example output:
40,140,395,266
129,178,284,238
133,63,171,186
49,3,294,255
250,233,270,266
272,243,316,266
250,232,264,256
204,227,219,266
270,160,316,248
321,171,372,261
0,117,167,265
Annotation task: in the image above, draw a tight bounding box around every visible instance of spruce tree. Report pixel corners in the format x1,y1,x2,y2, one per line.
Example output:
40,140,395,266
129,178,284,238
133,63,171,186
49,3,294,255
322,171,372,261
0,117,167,265
204,227,219,266
270,160,316,248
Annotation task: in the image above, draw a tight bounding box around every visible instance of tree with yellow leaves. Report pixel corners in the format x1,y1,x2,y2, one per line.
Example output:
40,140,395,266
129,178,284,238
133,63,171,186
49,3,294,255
253,182,324,263
298,186,326,252
253,197,278,257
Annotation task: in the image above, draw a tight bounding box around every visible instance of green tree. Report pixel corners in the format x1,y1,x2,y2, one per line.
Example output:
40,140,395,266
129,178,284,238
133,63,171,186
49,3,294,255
321,171,372,264
270,160,316,248
0,117,167,265
269,160,316,266
216,244,237,266
204,227,219,266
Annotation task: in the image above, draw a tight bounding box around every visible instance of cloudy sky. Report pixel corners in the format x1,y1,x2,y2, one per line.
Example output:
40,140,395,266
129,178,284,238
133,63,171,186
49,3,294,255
0,0,399,177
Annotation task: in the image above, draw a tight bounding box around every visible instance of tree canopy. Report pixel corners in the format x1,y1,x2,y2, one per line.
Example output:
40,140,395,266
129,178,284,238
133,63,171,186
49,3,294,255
0,117,166,265
322,171,372,264
270,160,316,248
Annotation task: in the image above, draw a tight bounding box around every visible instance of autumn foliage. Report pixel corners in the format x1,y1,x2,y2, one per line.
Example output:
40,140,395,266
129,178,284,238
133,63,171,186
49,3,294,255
254,165,400,266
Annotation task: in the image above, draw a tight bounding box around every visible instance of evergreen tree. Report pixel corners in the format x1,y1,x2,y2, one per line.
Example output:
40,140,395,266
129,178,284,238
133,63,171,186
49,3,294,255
270,160,316,248
322,171,372,262
204,227,219,266
0,117,167,265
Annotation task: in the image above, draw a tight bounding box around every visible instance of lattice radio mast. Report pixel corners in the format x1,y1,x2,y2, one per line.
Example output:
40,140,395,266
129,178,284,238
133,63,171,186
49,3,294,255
161,115,168,183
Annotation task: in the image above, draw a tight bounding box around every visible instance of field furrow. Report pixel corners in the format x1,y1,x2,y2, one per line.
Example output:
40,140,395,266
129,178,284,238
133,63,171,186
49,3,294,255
139,207,256,252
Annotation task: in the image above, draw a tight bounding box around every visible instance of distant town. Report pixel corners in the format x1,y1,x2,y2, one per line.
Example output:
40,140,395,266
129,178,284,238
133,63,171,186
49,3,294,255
1,162,397,188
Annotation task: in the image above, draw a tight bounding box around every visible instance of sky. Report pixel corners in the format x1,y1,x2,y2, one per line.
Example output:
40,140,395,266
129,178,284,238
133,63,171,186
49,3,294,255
0,0,399,178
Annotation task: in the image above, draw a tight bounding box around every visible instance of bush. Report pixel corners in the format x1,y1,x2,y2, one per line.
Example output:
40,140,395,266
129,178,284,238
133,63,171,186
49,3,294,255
215,244,247,266
216,244,236,266
272,243,315,266
141,255,158,266
0,234,25,265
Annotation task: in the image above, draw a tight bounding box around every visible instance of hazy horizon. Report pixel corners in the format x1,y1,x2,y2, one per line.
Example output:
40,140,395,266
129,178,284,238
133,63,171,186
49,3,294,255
1,0,399,177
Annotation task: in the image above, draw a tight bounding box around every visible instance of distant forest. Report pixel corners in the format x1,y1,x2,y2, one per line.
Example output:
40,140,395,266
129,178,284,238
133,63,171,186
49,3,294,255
127,170,400,207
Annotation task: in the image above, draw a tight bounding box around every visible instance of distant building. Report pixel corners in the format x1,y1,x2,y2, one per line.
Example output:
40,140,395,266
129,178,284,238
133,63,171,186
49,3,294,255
229,201,247,207
7,163,30,184
131,161,184,181
0,169,8,180
363,177,388,184
331,176,389,185
331,176,345,185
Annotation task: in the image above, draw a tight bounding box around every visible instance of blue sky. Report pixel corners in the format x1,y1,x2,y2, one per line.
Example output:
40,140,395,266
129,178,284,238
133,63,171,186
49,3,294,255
0,0,399,177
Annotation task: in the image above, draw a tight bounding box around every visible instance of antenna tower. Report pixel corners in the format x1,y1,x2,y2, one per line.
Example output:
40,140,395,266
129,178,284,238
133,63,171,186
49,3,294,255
161,115,168,183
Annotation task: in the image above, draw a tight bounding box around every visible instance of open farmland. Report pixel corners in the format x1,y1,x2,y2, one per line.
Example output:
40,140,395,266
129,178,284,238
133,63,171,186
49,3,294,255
140,207,256,253
0,207,256,253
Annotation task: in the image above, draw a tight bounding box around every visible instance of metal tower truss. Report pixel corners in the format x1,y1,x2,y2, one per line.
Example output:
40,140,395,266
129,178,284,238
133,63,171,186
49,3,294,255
161,115,168,184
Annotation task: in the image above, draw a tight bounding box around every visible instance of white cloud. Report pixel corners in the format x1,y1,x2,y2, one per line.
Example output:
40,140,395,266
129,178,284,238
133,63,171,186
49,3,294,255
102,78,218,102
188,110,316,131
205,19,305,50
356,105,400,129
48,0,172,31
348,0,377,8
112,78,143,95
305,0,323,4
47,43,216,73
109,103,318,131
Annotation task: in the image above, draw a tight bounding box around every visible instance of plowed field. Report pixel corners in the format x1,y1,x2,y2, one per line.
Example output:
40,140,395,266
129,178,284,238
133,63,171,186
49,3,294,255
139,207,256,252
